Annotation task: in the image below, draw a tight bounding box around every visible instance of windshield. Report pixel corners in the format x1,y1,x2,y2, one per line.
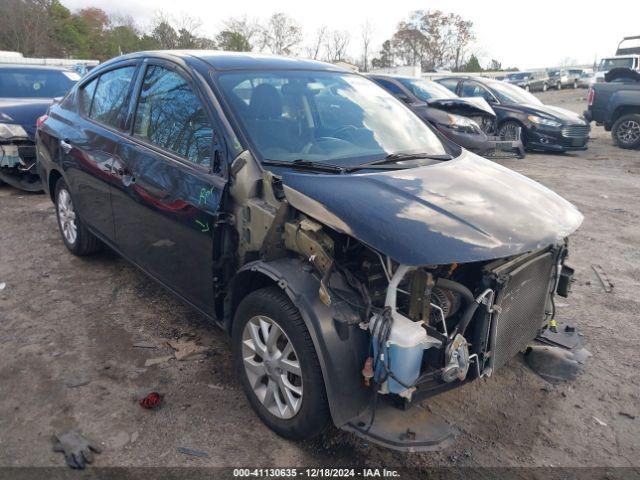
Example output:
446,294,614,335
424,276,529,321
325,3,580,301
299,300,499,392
599,58,635,71
507,73,526,80
218,70,448,165
490,81,542,105
0,68,80,98
397,78,457,101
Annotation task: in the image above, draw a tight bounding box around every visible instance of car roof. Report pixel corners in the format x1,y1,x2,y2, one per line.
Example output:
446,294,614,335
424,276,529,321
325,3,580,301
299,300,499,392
368,74,434,83
0,64,74,72
107,50,348,72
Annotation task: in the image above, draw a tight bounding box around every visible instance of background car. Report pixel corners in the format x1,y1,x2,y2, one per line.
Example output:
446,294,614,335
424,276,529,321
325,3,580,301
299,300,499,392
548,69,582,89
504,71,550,92
368,74,524,158
0,64,80,191
436,76,590,152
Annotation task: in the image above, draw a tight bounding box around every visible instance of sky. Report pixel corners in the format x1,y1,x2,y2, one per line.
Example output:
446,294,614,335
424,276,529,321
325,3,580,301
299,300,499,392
62,0,639,70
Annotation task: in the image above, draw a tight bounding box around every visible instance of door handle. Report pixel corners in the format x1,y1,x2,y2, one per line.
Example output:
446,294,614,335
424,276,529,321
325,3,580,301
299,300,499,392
60,139,72,154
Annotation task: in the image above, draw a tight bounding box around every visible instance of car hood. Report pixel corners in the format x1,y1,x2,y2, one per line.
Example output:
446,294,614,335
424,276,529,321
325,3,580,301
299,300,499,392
281,150,583,266
428,97,495,117
0,97,55,139
508,102,587,124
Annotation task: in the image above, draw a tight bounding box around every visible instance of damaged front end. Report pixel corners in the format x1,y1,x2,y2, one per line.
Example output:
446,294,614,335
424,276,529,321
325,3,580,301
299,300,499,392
226,149,583,452
0,123,42,192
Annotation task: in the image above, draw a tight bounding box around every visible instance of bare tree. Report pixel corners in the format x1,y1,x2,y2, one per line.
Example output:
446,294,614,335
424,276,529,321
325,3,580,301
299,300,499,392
324,29,350,63
222,15,261,49
360,21,374,71
259,13,302,55
305,26,327,60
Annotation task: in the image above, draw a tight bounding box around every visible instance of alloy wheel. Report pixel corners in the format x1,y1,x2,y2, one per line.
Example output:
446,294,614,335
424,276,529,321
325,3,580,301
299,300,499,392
499,123,520,141
57,189,77,245
617,120,640,144
241,315,303,419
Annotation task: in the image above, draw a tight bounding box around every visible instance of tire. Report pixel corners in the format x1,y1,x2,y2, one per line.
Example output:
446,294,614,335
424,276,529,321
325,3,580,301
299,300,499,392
54,178,101,256
232,286,330,440
499,120,525,145
611,114,640,149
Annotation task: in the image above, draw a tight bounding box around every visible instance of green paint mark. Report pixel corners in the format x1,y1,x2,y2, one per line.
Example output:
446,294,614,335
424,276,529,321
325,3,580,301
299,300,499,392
198,186,215,206
195,219,210,233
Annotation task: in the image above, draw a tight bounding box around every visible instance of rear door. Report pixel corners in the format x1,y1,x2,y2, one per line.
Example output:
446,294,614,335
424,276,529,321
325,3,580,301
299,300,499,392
57,62,139,241
111,59,227,314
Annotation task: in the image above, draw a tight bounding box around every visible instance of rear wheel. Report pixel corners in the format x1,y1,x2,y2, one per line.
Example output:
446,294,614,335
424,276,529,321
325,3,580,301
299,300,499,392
232,287,330,440
54,178,101,256
612,114,640,149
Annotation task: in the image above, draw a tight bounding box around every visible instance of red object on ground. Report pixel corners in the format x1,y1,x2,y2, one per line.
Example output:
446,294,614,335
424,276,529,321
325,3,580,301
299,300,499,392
139,392,163,409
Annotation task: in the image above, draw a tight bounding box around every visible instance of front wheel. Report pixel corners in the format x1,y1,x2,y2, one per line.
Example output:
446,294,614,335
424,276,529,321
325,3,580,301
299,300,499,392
232,287,330,440
499,120,524,144
612,114,640,149
54,178,101,256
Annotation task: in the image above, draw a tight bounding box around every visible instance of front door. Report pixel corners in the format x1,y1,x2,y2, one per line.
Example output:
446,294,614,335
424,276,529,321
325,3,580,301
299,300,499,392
111,62,227,314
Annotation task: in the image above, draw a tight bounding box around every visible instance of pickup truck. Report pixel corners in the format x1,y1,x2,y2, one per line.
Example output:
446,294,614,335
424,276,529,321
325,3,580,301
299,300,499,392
585,68,640,149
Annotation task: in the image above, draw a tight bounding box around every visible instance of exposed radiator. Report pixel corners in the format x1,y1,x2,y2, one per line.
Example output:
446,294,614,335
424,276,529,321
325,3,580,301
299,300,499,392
489,251,555,371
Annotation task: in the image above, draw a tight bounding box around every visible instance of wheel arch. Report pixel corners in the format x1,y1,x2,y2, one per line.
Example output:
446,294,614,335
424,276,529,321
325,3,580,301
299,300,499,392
224,258,373,427
47,168,63,203
611,105,640,125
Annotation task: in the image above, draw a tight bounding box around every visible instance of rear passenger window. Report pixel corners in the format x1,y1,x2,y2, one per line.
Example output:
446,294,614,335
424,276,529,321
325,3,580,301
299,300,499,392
78,78,97,116
89,66,136,128
133,65,213,167
438,78,459,93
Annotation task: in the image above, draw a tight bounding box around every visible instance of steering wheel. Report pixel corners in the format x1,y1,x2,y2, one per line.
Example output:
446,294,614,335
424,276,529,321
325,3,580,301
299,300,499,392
332,125,359,139
301,137,353,154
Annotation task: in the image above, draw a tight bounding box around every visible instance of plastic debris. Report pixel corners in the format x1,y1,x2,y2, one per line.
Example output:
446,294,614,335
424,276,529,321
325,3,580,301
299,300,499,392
593,416,607,427
139,391,163,409
177,447,209,458
52,431,102,469
525,345,590,382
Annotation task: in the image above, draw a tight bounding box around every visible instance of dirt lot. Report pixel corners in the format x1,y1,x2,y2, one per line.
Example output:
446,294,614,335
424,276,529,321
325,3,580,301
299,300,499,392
0,88,639,473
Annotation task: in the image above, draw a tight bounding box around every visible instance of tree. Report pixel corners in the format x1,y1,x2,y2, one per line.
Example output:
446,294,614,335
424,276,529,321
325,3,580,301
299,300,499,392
222,15,260,50
360,21,373,71
464,54,482,72
216,31,251,52
324,30,350,62
259,13,302,55
487,58,502,71
305,26,327,60
376,10,475,72
372,40,394,68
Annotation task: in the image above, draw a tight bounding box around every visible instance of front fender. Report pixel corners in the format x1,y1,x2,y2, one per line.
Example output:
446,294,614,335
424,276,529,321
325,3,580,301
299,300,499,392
228,258,374,427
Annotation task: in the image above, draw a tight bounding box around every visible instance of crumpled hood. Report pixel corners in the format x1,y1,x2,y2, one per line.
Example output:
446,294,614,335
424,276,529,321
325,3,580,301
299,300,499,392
0,98,54,139
428,96,496,117
282,151,583,266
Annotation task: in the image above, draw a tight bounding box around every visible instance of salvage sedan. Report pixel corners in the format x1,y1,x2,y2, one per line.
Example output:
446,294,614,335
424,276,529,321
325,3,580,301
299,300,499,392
37,51,583,451
368,74,524,158
437,76,591,152
0,65,80,191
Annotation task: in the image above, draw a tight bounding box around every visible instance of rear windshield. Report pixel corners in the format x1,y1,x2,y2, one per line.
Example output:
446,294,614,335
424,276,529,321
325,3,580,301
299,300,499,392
0,68,80,98
599,58,635,71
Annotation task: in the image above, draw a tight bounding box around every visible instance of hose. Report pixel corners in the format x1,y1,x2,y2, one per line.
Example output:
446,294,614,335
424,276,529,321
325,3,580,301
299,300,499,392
435,277,479,338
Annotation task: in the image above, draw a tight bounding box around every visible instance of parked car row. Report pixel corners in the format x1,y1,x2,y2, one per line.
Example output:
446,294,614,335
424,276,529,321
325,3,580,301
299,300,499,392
2,51,585,452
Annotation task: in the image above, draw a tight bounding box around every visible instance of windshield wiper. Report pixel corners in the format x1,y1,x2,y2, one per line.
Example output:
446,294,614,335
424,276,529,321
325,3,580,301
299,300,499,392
263,159,348,174
358,152,453,168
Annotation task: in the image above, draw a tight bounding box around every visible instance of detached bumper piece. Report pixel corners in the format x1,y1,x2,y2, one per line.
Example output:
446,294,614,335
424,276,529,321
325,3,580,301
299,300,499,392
0,142,42,192
342,399,454,452
482,135,526,159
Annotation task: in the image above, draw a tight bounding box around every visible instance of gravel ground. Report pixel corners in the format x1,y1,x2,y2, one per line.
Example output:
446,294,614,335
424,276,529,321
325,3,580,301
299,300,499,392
0,88,638,473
